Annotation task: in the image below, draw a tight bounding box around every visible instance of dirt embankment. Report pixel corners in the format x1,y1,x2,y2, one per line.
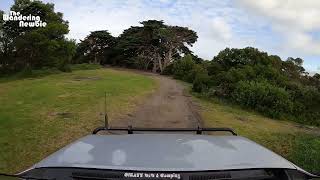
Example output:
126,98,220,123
110,71,201,128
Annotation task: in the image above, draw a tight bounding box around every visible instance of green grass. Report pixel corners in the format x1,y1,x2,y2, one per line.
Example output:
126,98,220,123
0,63,102,82
70,63,102,71
0,68,156,173
192,94,320,173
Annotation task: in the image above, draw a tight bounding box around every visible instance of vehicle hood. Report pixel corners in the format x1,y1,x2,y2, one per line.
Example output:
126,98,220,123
29,134,299,171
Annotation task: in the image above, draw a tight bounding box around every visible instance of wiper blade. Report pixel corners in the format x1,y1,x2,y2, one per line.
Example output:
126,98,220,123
0,173,55,180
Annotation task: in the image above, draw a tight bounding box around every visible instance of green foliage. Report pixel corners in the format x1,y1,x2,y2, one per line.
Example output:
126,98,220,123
18,67,61,78
0,1,318,127
168,54,210,93
213,47,270,70
70,63,102,71
74,30,116,65
192,65,210,93
172,54,195,82
111,20,198,72
203,47,320,126
231,80,293,119
0,67,62,81
0,0,75,74
161,63,174,75
289,85,320,126
170,47,319,126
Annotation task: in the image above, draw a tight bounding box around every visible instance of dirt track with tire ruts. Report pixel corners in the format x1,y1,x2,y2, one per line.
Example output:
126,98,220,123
110,69,202,129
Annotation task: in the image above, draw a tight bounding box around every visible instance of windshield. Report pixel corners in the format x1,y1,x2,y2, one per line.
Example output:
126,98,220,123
0,168,315,180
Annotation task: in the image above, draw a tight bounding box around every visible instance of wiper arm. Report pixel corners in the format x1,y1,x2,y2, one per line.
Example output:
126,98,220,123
0,173,55,180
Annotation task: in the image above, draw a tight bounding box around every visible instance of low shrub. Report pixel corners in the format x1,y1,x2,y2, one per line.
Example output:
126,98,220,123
70,63,102,71
172,54,195,82
231,80,293,119
14,66,62,78
192,65,210,93
161,63,174,75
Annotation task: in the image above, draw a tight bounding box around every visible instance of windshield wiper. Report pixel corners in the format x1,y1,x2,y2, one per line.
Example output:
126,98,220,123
0,173,55,180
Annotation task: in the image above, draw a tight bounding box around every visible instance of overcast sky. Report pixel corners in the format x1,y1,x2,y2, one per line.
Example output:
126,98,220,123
1,0,320,73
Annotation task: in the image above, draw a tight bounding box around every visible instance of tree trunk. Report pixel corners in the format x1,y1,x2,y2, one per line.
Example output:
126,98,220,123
152,58,158,73
158,54,163,72
94,53,98,64
145,59,152,70
163,45,173,69
28,50,33,69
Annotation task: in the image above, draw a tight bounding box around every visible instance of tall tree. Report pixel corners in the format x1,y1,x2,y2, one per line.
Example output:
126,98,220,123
139,20,165,72
160,26,197,70
75,30,116,64
0,10,15,73
113,20,198,72
283,57,307,78
115,20,165,71
1,0,75,72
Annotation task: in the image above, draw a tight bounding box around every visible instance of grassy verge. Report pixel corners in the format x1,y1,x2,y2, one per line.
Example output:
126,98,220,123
0,68,156,173
192,94,320,173
0,63,101,83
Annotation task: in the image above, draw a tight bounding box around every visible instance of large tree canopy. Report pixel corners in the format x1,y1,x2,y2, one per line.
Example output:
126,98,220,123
74,30,116,64
75,20,198,72
0,0,75,73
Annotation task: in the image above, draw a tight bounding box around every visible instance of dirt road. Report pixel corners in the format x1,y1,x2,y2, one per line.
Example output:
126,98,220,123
110,71,201,128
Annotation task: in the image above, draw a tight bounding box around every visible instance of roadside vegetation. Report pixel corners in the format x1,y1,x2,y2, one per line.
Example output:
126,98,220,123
192,94,320,173
164,52,320,127
167,51,320,173
0,67,156,173
0,1,75,74
2,2,319,128
1,0,319,174
171,53,320,176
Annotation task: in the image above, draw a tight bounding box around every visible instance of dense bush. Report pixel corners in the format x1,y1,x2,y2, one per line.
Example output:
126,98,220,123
192,67,210,92
161,63,174,75
169,54,210,93
203,47,320,126
231,80,293,119
289,85,320,126
169,48,320,127
0,1,76,74
172,54,196,82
